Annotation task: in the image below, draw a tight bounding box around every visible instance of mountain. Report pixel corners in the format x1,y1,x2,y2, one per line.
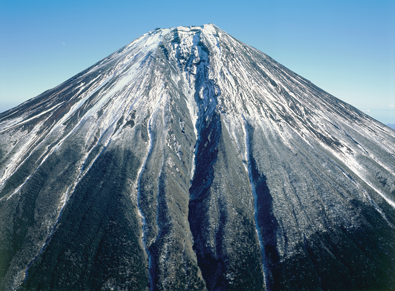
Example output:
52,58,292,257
1,24,395,291
388,124,395,129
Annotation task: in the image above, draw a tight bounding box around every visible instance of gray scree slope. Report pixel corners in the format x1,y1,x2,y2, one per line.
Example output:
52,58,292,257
0,24,395,291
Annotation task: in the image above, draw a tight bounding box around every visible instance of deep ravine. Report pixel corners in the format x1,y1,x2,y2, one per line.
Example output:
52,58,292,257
0,24,394,291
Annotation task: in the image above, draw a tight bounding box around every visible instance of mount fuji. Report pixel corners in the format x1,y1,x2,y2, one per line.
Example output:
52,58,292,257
1,24,394,291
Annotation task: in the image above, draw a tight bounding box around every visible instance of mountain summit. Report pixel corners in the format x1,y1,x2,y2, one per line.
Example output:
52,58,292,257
1,24,395,291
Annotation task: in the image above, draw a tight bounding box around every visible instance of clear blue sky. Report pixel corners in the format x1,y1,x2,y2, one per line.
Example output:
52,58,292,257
1,0,394,124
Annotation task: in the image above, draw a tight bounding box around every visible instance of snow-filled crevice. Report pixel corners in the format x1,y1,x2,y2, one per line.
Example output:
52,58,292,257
146,116,167,291
136,114,156,291
187,30,232,289
136,93,166,291
243,119,276,291
2,24,395,291
149,167,164,291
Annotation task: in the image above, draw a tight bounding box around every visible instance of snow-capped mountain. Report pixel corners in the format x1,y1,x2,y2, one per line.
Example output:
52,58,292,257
1,24,394,291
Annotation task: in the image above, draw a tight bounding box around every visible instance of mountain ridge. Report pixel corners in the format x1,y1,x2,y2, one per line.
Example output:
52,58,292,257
0,24,394,291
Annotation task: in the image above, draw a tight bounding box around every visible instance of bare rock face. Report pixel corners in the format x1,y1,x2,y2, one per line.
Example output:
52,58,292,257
1,24,394,291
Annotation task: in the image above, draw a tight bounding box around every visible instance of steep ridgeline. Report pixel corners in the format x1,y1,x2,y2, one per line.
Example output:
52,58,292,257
1,24,395,291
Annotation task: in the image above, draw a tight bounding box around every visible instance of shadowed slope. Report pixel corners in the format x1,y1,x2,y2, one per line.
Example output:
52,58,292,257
0,24,394,291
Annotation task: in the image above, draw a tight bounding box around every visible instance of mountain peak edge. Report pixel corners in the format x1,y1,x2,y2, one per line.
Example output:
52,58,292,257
0,25,395,291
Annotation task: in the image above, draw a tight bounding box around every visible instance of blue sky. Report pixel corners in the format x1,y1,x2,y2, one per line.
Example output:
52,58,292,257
1,0,394,124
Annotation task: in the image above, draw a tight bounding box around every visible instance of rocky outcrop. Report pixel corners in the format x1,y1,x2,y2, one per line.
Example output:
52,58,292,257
1,24,394,291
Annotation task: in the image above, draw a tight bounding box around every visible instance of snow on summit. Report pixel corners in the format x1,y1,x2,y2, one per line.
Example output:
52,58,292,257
1,24,395,291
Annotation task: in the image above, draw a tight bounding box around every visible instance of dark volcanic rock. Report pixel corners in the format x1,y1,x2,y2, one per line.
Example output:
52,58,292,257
0,24,395,291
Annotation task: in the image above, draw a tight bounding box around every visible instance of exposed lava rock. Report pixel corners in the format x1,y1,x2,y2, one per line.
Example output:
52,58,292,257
1,24,395,291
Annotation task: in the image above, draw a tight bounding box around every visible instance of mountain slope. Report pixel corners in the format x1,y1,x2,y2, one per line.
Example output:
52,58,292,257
0,24,394,291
